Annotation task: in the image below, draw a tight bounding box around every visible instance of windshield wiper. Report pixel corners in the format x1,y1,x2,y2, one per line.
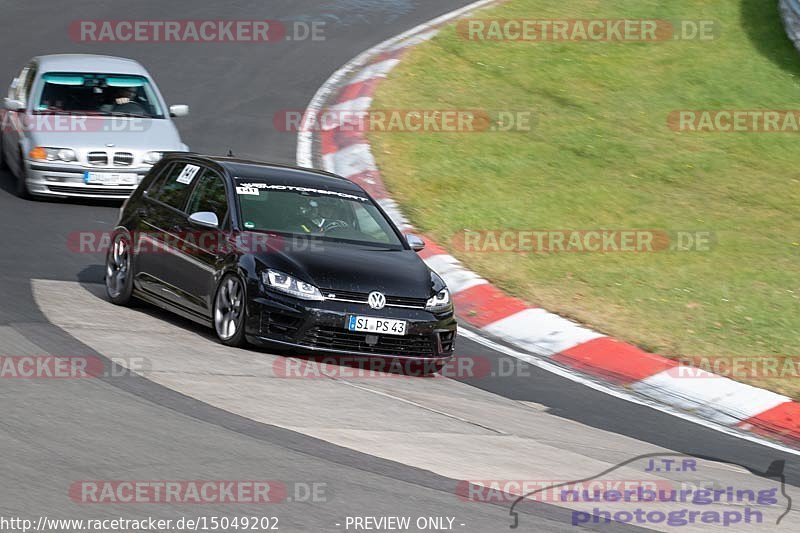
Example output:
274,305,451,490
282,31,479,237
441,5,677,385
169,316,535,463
107,112,153,119
33,110,107,116
33,110,77,115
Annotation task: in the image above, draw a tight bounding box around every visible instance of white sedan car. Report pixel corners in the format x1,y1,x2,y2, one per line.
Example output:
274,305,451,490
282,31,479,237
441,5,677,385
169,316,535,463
0,54,189,199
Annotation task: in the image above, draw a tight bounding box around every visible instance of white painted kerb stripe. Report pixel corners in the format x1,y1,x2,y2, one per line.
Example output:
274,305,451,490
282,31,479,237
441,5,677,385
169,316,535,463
349,59,401,85
482,308,604,357
322,143,376,177
423,254,488,294
373,198,410,230
631,369,790,426
385,29,440,53
460,328,800,456
320,97,374,130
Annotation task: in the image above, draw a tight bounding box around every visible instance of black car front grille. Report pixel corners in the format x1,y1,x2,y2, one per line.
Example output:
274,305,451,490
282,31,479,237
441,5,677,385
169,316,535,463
321,289,363,301
259,310,303,337
300,326,436,357
87,151,108,165
388,295,430,308
113,152,134,166
322,289,428,309
47,185,134,196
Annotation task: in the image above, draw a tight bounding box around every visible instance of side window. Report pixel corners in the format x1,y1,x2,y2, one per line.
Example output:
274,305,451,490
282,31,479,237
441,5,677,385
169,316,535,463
149,162,201,211
21,63,37,103
141,160,172,191
353,202,388,242
14,63,36,105
11,67,28,101
186,170,228,223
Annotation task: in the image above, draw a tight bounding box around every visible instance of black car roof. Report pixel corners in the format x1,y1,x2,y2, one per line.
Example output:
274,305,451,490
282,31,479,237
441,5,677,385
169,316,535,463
164,153,365,193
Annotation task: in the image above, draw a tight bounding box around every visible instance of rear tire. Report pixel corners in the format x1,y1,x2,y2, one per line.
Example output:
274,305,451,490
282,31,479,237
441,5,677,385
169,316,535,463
105,232,135,306
213,274,248,348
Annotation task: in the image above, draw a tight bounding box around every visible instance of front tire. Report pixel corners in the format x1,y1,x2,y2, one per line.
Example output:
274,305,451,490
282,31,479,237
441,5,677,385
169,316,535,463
14,149,30,199
106,232,134,305
0,131,7,171
213,274,248,347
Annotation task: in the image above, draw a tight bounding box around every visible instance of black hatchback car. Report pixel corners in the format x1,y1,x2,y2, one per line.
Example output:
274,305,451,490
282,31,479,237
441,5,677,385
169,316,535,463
106,154,456,367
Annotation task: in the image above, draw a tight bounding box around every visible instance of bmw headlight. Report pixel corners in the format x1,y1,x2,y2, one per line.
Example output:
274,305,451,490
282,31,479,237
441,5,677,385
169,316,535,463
426,287,452,313
29,146,77,162
144,151,163,164
262,269,323,301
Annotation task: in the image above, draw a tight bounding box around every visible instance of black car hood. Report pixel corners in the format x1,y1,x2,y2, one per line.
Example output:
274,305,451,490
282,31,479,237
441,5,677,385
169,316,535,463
249,234,433,298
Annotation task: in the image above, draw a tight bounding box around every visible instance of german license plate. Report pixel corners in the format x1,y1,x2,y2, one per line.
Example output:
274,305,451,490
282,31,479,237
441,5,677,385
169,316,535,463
84,171,138,186
347,316,407,336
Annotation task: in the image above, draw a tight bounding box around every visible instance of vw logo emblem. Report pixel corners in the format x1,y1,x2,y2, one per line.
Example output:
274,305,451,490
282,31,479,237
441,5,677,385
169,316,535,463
368,291,386,310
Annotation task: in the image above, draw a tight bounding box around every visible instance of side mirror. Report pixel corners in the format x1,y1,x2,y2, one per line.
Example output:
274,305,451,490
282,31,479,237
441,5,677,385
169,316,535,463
188,211,219,229
406,233,425,251
3,98,25,112
8,77,19,98
169,104,189,117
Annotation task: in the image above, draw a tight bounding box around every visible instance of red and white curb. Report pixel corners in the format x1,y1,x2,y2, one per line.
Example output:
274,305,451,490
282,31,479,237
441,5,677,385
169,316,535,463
297,0,800,448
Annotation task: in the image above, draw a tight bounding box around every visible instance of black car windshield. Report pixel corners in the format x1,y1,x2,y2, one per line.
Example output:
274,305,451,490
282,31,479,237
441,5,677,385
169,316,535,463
235,180,404,248
34,72,164,118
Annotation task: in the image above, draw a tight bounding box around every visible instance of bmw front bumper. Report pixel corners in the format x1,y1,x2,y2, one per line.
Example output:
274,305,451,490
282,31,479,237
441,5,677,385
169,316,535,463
25,160,152,199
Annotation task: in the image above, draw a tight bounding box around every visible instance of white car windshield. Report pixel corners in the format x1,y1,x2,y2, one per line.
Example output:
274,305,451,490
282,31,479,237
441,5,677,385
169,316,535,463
34,72,164,118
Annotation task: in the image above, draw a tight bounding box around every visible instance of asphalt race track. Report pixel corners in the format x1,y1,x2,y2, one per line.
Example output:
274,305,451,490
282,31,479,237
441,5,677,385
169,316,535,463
0,1,799,532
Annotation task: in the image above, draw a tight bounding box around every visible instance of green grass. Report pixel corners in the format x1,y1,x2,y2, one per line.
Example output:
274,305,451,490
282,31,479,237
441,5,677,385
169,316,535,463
369,0,800,398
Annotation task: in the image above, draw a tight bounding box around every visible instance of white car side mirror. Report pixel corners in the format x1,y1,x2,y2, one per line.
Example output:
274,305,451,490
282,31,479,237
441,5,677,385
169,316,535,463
406,233,425,251
4,98,25,112
188,211,218,229
169,104,189,118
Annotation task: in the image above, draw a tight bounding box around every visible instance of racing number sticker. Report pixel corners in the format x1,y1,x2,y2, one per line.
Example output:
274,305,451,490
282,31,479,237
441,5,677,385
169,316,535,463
236,186,260,195
176,164,201,185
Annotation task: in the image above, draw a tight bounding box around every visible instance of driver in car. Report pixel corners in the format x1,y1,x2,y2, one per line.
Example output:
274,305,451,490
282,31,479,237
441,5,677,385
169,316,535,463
101,87,145,114
307,198,350,233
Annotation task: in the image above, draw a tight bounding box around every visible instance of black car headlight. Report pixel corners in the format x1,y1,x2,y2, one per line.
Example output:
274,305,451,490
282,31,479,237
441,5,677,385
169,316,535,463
262,269,323,301
425,287,452,313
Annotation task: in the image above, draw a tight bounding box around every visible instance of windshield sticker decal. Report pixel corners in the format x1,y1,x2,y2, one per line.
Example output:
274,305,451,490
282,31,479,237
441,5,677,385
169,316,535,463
238,182,368,202
236,186,260,195
176,164,201,185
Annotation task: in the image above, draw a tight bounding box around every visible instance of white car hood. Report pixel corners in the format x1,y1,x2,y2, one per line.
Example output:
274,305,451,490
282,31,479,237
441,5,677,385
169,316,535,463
28,116,185,151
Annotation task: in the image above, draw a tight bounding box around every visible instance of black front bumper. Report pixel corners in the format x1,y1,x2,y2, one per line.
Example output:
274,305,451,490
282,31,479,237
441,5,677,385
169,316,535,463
244,290,456,362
